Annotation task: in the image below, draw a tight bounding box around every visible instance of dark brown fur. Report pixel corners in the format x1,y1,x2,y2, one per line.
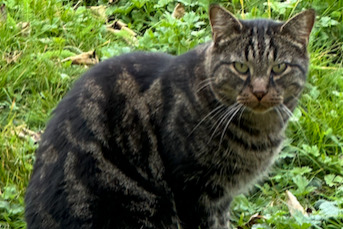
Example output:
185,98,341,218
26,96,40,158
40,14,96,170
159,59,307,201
25,5,315,229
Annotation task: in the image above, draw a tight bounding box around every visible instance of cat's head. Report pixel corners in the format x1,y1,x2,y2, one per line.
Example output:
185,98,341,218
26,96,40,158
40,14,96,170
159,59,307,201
206,5,315,114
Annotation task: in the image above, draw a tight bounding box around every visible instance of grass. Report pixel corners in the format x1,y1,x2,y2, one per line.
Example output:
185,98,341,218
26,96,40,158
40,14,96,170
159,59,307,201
0,0,342,228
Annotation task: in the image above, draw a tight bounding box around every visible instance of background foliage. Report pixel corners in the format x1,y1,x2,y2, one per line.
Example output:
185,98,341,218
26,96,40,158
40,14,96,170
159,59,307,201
0,0,342,228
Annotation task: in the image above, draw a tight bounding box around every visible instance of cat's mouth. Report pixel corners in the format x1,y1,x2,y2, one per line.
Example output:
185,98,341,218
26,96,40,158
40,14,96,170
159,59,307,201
237,94,283,113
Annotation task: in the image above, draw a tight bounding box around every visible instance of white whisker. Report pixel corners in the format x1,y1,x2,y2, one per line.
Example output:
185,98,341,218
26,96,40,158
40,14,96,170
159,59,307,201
208,103,241,144
196,78,215,93
279,104,294,120
188,104,225,137
219,104,243,147
237,105,246,127
280,104,309,142
274,106,285,127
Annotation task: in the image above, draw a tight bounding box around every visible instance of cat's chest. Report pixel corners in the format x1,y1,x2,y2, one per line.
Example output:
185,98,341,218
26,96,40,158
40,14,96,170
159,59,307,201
196,122,284,195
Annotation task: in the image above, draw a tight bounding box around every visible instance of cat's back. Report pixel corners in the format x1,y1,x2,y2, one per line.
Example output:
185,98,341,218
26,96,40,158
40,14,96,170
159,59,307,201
25,51,177,229
40,51,175,146
78,51,174,91
29,50,176,177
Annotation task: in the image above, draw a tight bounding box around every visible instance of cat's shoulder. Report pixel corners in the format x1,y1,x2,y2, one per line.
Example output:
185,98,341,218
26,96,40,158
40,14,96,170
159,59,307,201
80,51,174,83
98,51,175,72
64,44,209,97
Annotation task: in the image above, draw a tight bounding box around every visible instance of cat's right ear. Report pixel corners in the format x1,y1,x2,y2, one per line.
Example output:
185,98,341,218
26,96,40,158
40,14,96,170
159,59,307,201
209,4,242,46
280,9,315,45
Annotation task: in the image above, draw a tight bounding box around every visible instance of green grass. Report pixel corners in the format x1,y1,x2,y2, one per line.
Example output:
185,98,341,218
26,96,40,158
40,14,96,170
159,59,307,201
0,0,342,228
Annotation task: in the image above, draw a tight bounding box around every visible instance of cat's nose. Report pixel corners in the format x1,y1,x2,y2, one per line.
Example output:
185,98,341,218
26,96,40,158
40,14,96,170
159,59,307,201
253,90,267,100
251,78,268,101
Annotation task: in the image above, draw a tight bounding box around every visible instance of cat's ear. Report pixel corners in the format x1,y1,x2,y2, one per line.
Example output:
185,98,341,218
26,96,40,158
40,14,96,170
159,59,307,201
280,9,315,45
209,4,243,46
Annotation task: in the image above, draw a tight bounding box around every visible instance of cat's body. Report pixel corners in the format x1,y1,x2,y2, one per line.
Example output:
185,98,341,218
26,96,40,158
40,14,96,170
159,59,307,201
25,5,315,229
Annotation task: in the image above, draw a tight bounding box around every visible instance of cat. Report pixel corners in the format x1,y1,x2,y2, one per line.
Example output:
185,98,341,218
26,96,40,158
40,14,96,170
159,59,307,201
25,4,315,229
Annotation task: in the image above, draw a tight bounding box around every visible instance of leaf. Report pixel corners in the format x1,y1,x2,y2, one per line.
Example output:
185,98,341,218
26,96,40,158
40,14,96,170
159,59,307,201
285,190,308,217
289,107,302,122
319,16,339,27
292,211,313,228
17,21,31,36
183,11,200,24
60,73,70,80
0,3,7,25
301,144,320,157
62,50,99,66
172,3,185,19
309,86,320,99
155,0,174,8
4,51,22,64
107,20,136,36
293,175,310,193
291,167,312,176
324,174,335,187
324,174,343,187
2,186,17,201
315,200,341,218
107,20,137,45
237,213,266,229
12,124,42,144
8,204,24,215
0,200,10,211
89,5,107,21
131,0,149,8
177,0,198,7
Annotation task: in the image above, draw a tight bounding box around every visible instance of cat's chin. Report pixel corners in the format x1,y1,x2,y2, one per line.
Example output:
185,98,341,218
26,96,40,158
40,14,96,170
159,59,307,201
246,104,276,114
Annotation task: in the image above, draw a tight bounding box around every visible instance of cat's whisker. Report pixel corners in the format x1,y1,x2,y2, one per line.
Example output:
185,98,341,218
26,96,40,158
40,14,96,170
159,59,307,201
208,109,232,143
288,94,300,103
208,103,241,144
279,104,295,120
196,82,212,93
237,105,246,127
280,104,309,142
188,104,226,137
218,104,243,148
196,78,215,93
274,106,285,127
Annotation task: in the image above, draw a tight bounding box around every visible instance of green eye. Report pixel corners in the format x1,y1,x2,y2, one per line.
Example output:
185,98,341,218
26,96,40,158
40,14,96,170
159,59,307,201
272,63,287,74
233,62,249,74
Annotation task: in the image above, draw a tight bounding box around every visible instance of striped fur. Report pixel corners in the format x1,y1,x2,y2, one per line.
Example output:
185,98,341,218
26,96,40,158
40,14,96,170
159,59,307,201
25,5,315,229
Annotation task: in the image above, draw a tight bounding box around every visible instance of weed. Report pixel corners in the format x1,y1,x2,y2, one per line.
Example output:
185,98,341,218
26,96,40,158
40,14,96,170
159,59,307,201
0,0,342,228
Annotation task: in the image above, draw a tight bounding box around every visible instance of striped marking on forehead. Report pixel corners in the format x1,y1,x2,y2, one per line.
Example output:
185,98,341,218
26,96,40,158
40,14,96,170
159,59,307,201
245,25,276,62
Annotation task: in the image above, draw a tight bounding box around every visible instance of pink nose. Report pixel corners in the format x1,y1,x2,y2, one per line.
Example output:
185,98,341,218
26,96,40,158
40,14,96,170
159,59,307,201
250,78,268,101
253,90,267,100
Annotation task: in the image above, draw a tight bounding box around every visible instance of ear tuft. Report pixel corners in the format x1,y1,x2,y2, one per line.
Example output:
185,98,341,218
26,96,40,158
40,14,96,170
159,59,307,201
209,4,242,45
281,9,315,45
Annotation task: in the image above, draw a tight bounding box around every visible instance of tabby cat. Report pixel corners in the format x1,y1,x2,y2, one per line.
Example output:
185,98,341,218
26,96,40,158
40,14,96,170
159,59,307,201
25,5,315,229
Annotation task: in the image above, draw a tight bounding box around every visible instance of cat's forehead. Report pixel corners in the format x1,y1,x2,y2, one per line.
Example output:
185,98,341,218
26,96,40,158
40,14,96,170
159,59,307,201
222,19,293,64
240,19,282,33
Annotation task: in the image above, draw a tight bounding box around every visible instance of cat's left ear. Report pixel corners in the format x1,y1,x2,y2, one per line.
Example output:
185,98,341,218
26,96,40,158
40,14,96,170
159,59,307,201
209,4,243,46
280,9,315,45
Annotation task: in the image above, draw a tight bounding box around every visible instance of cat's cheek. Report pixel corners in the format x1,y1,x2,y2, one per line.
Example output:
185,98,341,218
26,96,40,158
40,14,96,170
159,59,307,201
281,86,303,111
211,82,240,105
275,74,304,95
283,81,304,100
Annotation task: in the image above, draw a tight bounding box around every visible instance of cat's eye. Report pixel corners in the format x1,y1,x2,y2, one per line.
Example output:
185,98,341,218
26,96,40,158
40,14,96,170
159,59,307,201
233,62,249,74
272,63,287,74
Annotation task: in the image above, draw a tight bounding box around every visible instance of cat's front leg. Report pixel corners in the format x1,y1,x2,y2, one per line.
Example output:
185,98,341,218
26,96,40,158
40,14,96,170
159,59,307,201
203,210,231,229
199,194,232,229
